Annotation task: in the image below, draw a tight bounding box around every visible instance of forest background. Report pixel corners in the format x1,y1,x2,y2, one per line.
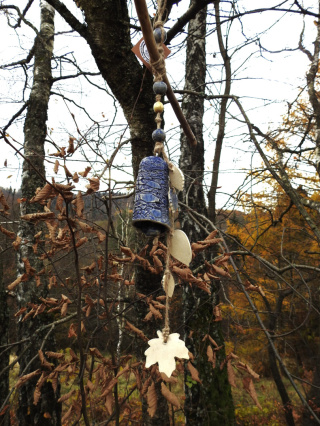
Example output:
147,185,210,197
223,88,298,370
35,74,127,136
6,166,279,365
1,0,320,425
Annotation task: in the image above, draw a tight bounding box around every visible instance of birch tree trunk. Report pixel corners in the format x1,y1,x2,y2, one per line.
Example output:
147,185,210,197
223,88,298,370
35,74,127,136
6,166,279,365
17,2,61,424
179,2,235,424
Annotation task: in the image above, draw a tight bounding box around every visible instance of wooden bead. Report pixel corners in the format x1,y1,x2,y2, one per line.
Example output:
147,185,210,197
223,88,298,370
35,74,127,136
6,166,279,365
153,101,164,113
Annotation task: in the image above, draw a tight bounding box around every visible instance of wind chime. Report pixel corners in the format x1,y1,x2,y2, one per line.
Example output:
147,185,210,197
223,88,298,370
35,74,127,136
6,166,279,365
132,0,194,377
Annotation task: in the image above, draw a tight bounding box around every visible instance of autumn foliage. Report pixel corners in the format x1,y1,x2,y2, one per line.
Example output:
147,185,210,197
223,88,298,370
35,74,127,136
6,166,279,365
0,178,266,425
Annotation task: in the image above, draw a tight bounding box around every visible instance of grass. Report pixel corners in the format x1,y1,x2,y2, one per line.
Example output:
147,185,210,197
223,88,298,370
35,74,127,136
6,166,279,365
8,352,305,425
232,375,304,425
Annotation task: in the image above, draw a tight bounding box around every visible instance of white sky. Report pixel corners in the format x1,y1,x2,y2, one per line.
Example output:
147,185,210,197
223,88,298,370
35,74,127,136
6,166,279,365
0,0,318,209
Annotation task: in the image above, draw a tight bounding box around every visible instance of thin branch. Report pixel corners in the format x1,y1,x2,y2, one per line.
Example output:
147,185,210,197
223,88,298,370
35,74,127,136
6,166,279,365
52,71,100,83
0,41,36,69
166,0,211,42
2,101,29,132
43,0,88,37
0,5,39,34
14,0,35,28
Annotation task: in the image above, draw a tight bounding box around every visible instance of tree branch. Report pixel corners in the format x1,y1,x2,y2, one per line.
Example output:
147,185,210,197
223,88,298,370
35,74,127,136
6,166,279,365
43,0,88,38
166,0,212,42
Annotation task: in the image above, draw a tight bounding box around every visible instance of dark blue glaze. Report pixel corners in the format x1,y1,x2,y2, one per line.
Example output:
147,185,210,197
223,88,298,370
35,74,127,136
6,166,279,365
153,28,167,43
132,156,171,236
152,128,166,142
153,81,167,95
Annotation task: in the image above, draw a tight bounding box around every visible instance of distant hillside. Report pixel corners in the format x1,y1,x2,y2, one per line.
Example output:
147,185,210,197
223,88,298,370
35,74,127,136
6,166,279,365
216,209,246,231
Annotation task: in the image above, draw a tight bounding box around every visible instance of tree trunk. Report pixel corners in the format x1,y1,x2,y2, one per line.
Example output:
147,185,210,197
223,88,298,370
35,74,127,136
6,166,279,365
0,258,10,426
179,2,235,424
302,297,320,425
207,0,232,223
17,2,61,425
266,295,295,426
268,345,295,426
303,357,320,425
134,265,170,425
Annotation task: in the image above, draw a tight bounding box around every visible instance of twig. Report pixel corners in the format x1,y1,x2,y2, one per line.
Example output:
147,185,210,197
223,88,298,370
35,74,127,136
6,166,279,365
101,385,138,425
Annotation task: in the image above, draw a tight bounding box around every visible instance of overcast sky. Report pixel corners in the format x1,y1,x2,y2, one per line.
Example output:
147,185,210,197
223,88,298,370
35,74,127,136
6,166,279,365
0,0,317,209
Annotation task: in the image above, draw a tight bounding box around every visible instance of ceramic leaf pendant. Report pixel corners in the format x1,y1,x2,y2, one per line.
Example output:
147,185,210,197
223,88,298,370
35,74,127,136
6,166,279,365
162,272,175,297
145,330,189,376
170,229,192,266
169,165,184,191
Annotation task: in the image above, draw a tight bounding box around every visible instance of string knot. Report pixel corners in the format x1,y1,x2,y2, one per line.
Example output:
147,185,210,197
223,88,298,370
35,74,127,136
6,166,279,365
153,142,169,166
162,326,170,343
150,54,166,82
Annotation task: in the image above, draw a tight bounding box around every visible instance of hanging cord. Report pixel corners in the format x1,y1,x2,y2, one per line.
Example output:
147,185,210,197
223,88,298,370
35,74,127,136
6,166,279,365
151,0,169,157
150,0,167,82
153,141,170,162
150,55,166,83
162,224,173,343
153,2,173,344
154,0,167,28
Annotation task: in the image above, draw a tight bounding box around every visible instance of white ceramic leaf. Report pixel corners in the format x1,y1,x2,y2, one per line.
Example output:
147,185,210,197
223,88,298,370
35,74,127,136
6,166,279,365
162,272,175,297
169,165,184,191
170,229,192,266
145,331,189,376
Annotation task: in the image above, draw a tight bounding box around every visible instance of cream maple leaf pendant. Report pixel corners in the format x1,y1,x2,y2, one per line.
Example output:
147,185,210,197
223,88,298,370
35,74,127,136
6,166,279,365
145,330,189,377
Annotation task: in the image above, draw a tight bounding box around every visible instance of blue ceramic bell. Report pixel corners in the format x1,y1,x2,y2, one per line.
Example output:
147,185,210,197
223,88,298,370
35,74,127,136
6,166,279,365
132,156,171,236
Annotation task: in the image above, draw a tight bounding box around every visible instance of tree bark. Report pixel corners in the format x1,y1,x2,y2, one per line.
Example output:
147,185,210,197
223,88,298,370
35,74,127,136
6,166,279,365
179,2,235,424
134,265,170,425
267,296,295,426
304,0,320,177
268,345,295,426
303,355,320,425
17,2,61,425
0,258,10,426
302,295,320,425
